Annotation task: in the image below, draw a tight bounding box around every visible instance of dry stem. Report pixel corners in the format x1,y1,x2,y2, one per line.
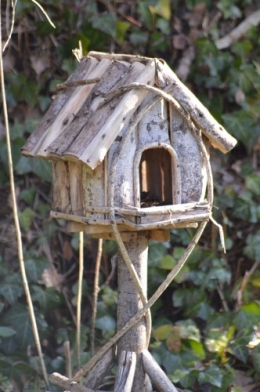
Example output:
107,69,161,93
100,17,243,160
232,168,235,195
0,2,49,387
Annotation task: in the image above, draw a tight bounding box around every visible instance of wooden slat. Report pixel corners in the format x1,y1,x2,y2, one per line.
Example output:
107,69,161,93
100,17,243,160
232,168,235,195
52,161,71,213
33,58,111,157
156,59,237,153
66,222,197,235
64,61,153,166
72,60,156,169
47,60,131,157
137,97,169,149
82,161,105,220
170,107,206,203
89,51,152,64
22,57,97,156
68,161,83,214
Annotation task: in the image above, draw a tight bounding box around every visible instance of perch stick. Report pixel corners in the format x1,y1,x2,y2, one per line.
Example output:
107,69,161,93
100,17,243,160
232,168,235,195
0,6,49,388
71,219,208,382
51,209,209,228
91,238,103,356
80,200,209,215
76,231,84,369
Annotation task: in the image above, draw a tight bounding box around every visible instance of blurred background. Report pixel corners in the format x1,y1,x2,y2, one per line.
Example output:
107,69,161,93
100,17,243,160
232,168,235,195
0,0,260,390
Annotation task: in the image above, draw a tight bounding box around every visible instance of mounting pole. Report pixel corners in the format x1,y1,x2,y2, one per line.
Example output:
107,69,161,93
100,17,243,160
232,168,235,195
115,231,149,391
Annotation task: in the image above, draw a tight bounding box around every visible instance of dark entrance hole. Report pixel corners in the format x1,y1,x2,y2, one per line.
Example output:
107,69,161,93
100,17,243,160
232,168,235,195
140,148,173,207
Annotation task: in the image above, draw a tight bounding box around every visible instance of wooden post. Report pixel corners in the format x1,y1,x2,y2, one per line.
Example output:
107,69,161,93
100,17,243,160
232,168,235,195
116,232,149,392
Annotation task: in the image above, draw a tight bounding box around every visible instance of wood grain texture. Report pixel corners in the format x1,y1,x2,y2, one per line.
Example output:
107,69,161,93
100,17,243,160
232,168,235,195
156,59,237,153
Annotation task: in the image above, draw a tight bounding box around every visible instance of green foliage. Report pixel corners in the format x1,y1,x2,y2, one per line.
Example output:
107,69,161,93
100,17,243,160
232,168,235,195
1,0,260,390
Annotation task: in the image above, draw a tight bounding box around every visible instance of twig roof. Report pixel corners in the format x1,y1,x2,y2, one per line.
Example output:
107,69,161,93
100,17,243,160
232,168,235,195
22,51,237,170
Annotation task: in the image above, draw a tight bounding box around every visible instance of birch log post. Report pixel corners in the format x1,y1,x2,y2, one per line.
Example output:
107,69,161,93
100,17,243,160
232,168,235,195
114,350,136,392
116,232,149,392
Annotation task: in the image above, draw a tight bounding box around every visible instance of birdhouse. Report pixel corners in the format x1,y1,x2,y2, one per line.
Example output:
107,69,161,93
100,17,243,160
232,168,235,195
22,52,236,241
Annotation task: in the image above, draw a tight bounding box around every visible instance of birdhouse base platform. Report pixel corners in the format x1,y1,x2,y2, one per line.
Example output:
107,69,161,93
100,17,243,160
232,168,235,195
50,200,210,240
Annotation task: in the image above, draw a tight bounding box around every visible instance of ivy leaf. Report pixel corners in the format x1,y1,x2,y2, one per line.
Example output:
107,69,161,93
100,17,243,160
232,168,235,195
18,207,35,231
25,258,49,282
252,346,260,372
91,14,117,37
246,174,260,197
3,304,35,349
228,338,249,364
198,364,223,387
188,339,206,360
116,21,130,42
0,282,23,304
159,255,176,269
151,0,171,20
0,327,16,338
244,232,260,261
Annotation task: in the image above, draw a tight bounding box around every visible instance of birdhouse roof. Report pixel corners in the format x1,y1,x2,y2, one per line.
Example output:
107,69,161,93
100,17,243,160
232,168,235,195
22,51,236,170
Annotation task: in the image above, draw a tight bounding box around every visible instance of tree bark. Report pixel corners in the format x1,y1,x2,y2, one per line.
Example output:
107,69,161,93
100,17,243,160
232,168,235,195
116,232,149,391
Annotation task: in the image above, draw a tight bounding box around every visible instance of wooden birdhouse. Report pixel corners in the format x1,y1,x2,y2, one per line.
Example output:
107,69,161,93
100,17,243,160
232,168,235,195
22,52,236,241
22,52,237,391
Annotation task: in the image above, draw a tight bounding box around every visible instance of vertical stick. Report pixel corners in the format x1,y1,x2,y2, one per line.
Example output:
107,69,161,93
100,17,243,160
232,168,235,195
0,2,49,387
91,238,103,355
116,232,149,392
76,231,84,368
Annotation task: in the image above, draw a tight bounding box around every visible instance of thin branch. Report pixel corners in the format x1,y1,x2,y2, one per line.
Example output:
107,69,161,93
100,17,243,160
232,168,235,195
216,10,260,49
236,260,260,308
56,78,100,91
91,238,103,356
3,0,17,52
31,0,56,29
76,231,84,369
0,2,49,387
64,340,72,379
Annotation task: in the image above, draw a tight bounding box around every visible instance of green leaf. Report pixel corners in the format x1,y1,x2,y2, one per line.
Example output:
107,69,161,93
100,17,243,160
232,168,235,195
0,327,16,338
198,364,223,387
91,14,117,37
152,0,171,20
244,232,260,261
25,258,49,281
3,304,35,350
116,20,130,42
228,338,249,363
148,242,167,266
246,173,260,196
176,319,201,342
18,207,35,231
242,301,260,316
159,255,176,269
19,187,36,204
96,316,116,332
252,346,260,372
188,339,206,360
130,30,149,45
0,282,23,304
154,325,173,340
205,328,231,354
